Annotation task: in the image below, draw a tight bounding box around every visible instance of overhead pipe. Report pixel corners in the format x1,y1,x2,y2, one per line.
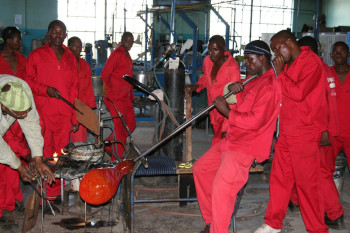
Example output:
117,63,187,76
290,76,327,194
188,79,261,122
179,11,198,84
104,0,107,37
204,11,209,44
210,7,230,50
169,0,176,44
232,8,236,50
295,0,301,37
145,5,148,71
249,0,253,42
314,0,320,41
124,8,127,32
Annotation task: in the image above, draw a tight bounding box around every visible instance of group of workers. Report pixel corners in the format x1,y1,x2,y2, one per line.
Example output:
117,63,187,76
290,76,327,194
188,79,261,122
191,32,349,233
0,18,349,233
0,19,135,229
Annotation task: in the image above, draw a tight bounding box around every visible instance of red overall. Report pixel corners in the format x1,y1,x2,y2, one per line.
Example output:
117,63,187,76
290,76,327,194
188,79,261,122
194,69,281,233
101,45,135,159
0,51,30,217
70,58,96,142
264,47,329,233
290,61,343,221
26,42,79,198
196,52,241,145
329,64,350,170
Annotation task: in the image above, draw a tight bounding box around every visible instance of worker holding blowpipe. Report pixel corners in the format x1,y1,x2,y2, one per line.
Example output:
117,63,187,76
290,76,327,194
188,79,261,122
194,40,281,233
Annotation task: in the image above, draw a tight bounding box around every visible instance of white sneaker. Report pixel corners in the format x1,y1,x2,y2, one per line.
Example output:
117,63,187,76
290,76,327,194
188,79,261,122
254,224,281,233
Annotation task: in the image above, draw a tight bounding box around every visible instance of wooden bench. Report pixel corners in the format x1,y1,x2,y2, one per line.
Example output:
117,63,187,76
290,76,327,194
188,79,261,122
176,161,264,206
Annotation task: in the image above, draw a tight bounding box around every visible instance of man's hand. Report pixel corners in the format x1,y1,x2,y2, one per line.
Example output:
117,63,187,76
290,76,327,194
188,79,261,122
46,86,61,99
227,82,244,95
72,124,79,133
34,156,55,185
17,164,35,182
272,56,285,75
184,85,198,98
320,130,331,146
213,96,230,118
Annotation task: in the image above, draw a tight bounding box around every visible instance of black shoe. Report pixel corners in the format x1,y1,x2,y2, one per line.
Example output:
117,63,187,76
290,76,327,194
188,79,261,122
200,224,210,233
14,200,25,213
288,201,299,212
0,215,18,232
325,215,345,230
53,196,62,205
43,203,61,215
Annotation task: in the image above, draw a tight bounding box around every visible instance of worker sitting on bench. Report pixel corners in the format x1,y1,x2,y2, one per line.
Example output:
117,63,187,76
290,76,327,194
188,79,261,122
193,40,282,233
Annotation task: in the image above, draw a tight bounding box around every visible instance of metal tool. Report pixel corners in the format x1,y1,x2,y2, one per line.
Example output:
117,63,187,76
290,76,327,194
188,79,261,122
58,95,84,115
79,74,259,205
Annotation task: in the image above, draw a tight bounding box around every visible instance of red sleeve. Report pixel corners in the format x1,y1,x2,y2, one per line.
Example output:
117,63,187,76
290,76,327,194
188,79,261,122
15,52,27,79
221,57,241,132
71,63,79,125
3,122,30,158
79,59,96,108
195,57,210,92
101,50,118,86
25,50,49,96
278,54,323,102
229,84,276,131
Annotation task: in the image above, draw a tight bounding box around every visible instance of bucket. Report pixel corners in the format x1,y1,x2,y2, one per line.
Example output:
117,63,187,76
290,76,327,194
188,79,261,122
333,152,347,195
133,71,155,88
92,76,103,97
69,142,104,162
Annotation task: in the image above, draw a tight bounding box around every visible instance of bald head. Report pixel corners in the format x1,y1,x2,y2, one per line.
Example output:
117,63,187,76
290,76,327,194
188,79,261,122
270,30,301,65
270,30,297,44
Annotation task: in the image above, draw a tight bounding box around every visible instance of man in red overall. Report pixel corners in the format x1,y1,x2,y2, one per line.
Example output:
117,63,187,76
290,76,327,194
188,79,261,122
256,30,329,233
68,36,96,142
194,40,281,233
288,36,345,229
0,26,30,224
25,20,79,204
101,32,135,159
329,41,350,174
185,35,241,145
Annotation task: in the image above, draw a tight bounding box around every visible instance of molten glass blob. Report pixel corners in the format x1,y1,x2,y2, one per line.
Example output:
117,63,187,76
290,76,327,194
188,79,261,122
79,160,135,205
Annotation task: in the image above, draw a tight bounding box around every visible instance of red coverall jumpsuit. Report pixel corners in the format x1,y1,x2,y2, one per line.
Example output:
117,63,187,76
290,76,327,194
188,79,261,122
195,52,241,145
101,45,136,159
330,64,350,170
70,58,96,142
0,51,30,217
194,69,281,233
289,60,344,221
26,42,79,198
264,47,329,233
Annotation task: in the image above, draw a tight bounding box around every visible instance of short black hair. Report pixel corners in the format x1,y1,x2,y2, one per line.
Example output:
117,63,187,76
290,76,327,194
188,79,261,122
121,32,133,41
68,36,82,46
48,20,66,32
209,35,226,48
2,27,21,44
332,41,349,52
271,29,296,43
297,36,318,54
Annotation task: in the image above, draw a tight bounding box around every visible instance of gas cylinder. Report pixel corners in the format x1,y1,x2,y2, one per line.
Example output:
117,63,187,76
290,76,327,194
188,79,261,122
162,59,185,161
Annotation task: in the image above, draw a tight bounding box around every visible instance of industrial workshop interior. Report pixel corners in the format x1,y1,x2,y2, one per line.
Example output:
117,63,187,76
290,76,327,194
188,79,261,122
1,0,350,232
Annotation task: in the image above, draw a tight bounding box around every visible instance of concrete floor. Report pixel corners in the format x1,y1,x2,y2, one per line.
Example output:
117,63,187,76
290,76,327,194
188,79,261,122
2,122,350,233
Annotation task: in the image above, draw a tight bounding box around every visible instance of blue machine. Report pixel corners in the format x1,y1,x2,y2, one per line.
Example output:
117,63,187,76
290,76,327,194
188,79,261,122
94,39,109,76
